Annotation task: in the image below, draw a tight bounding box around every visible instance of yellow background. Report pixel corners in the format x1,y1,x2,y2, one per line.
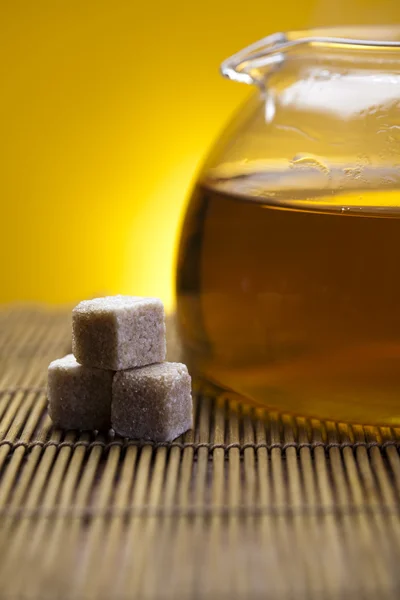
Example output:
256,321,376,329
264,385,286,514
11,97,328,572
2,0,400,309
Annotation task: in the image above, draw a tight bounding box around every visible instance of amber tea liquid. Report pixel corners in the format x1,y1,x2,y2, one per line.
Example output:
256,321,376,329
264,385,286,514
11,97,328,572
177,168,400,425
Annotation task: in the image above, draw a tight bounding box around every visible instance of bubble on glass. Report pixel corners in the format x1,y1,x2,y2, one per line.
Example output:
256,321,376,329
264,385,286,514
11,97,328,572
316,69,331,81
344,165,363,180
289,153,331,177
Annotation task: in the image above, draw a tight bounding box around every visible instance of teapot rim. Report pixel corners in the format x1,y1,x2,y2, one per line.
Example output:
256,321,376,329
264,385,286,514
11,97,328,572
221,26,400,87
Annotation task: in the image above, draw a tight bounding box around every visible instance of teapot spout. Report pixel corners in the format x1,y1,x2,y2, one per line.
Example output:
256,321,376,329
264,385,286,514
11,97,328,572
220,32,288,88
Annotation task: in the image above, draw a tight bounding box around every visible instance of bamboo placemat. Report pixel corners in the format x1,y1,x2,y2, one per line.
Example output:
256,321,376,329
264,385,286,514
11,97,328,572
1,306,400,599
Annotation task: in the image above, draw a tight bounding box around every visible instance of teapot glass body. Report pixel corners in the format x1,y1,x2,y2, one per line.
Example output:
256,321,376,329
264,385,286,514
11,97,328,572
176,27,400,425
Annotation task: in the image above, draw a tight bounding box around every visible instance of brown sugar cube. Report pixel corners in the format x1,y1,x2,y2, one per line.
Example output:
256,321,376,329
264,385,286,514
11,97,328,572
47,354,113,431
112,362,192,442
72,295,166,370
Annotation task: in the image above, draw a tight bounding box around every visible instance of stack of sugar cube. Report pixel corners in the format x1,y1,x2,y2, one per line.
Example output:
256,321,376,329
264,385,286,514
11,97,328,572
47,296,192,441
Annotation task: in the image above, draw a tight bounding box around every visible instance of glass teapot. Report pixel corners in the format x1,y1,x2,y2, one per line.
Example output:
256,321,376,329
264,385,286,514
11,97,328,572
176,27,400,425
